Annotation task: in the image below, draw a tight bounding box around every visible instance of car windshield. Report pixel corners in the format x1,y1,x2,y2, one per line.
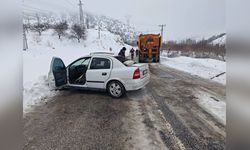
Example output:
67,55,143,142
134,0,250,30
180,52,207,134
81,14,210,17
70,57,91,67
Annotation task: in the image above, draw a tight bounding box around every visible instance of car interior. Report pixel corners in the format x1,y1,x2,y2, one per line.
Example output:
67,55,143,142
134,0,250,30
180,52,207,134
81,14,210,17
69,57,91,85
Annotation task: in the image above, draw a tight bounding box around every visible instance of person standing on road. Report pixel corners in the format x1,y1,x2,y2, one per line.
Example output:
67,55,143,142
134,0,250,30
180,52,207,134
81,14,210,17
118,47,126,57
130,48,135,60
136,49,139,57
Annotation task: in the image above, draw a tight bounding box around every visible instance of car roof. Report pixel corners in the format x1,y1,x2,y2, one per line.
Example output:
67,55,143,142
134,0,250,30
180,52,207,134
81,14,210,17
83,52,116,58
84,54,114,58
90,52,115,56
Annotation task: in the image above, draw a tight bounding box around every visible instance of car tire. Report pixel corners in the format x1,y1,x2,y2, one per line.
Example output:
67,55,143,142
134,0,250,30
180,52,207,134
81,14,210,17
107,81,125,98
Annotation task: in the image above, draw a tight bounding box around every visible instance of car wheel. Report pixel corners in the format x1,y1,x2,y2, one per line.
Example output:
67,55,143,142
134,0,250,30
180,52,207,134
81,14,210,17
107,81,125,98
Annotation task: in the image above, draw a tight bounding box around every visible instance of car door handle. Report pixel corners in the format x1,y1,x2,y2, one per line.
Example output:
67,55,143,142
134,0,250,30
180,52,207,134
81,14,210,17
102,72,107,76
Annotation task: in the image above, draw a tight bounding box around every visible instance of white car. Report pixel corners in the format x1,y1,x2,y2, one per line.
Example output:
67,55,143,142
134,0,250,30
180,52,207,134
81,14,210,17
48,52,150,98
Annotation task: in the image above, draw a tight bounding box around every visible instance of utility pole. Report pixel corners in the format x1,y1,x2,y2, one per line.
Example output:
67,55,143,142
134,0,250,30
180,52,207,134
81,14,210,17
158,24,166,41
125,15,131,26
78,0,84,26
98,23,101,39
86,13,89,29
23,9,28,50
26,16,30,33
36,13,40,24
23,25,28,50
158,24,166,52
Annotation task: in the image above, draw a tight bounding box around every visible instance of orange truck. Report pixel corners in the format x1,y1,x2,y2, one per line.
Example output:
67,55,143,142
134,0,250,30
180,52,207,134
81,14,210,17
137,34,162,63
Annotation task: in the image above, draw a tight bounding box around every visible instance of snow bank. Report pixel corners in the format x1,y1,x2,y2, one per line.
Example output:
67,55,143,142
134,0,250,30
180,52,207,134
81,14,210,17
195,91,226,125
23,29,132,112
160,55,226,85
23,76,58,113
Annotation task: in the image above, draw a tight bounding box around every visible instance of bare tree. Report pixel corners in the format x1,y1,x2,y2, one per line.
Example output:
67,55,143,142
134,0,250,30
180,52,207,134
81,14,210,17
53,21,68,39
32,23,48,36
163,38,226,60
70,24,86,43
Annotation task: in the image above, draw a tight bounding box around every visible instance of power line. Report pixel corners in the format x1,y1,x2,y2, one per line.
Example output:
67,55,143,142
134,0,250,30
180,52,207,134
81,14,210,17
23,2,75,14
64,0,75,8
23,9,50,16
25,0,75,10
23,4,53,12
139,29,160,33
22,5,54,15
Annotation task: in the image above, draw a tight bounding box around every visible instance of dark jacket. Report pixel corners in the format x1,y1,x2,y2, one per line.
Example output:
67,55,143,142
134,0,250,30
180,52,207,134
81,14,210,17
130,48,135,55
118,49,126,57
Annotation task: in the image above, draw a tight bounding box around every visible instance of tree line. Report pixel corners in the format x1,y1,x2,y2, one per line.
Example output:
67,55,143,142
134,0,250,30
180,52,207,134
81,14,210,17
24,21,87,43
161,38,226,61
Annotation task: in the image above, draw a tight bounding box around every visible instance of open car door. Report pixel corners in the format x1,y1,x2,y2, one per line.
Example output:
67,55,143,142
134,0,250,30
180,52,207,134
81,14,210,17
49,57,67,88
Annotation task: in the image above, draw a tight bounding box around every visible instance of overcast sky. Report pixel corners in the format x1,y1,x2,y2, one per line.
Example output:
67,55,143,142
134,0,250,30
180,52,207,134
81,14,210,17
24,0,225,41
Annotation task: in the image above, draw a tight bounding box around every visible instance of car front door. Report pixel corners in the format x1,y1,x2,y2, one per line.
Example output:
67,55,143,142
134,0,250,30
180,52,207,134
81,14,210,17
48,57,67,88
67,57,91,87
86,57,112,89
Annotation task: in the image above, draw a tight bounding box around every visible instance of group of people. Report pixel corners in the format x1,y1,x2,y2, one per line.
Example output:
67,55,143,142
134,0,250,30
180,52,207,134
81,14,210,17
117,47,139,60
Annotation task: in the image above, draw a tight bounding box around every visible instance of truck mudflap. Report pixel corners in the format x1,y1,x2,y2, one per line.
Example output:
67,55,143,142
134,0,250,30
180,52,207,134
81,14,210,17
139,54,160,63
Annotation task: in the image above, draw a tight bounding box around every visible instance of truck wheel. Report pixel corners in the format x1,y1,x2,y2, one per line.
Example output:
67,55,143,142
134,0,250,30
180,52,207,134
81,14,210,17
107,81,125,98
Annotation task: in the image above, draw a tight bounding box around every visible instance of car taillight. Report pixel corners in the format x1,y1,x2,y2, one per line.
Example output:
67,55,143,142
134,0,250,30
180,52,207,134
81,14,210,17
133,68,140,79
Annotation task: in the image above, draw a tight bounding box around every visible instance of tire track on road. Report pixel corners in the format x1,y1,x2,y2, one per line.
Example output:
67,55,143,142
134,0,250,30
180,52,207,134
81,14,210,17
148,64,226,149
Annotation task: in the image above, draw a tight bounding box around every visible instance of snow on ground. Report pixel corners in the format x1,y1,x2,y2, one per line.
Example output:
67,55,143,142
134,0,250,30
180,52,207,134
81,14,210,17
23,29,132,112
23,76,58,113
211,34,226,45
195,91,226,125
160,53,226,85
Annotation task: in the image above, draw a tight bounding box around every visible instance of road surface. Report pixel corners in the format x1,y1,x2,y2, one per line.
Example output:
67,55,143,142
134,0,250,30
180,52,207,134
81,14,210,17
24,63,226,150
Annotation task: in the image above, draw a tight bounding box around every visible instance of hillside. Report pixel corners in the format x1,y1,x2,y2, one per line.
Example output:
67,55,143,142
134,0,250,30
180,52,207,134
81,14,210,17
23,12,138,45
207,33,226,45
191,33,226,45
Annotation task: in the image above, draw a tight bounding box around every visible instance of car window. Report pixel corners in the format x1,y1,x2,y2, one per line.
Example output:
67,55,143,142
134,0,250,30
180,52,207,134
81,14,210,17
53,58,65,71
146,38,154,43
90,58,111,69
71,57,91,67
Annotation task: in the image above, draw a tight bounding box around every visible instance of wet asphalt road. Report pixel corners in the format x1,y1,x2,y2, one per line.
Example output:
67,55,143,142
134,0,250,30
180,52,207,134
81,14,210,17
24,63,226,150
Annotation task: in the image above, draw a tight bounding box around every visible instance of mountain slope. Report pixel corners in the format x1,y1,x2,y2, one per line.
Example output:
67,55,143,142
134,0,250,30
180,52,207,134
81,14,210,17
207,33,226,45
23,12,138,45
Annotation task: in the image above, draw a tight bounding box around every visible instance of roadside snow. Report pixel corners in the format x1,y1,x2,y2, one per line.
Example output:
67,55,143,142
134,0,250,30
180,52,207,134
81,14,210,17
23,29,132,112
160,55,226,85
23,76,58,113
195,91,226,125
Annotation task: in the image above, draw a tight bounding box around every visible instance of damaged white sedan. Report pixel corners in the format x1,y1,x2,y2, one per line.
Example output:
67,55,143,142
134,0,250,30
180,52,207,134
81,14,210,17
48,52,150,98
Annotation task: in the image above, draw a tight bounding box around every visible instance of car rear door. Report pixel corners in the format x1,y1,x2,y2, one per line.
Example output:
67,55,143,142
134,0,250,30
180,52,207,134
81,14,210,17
86,57,112,89
49,57,67,87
